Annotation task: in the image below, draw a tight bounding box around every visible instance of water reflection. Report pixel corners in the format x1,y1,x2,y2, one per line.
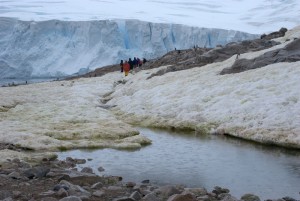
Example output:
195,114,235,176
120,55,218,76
57,127,300,200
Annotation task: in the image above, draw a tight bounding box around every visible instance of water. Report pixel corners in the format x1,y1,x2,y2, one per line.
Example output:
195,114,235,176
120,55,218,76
0,78,60,87
57,127,300,199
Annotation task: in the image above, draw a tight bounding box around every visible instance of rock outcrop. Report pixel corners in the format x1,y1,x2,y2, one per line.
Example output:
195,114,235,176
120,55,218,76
220,38,300,74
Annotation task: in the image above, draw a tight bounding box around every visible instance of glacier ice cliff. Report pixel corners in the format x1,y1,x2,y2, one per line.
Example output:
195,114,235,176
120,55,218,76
0,17,259,78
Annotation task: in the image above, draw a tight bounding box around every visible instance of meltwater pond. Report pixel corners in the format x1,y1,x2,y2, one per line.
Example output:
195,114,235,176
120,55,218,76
58,128,300,199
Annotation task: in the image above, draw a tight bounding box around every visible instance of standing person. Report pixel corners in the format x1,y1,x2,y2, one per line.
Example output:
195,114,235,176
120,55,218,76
123,60,130,76
133,57,138,68
128,58,133,70
143,58,147,64
137,58,141,67
120,60,124,72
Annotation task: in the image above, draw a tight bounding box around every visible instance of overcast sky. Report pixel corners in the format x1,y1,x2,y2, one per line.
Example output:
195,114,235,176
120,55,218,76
1,0,300,34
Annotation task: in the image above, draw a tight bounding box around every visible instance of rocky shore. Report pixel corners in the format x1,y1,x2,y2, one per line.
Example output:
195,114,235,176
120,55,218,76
0,152,298,201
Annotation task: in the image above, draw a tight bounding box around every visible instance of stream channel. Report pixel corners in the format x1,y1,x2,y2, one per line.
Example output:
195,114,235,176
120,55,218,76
57,127,300,200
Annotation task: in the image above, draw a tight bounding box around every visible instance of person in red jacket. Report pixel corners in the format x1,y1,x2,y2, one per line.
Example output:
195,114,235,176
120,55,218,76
123,60,130,76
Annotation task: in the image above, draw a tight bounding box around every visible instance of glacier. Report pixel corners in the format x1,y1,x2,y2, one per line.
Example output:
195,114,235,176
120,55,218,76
0,17,258,79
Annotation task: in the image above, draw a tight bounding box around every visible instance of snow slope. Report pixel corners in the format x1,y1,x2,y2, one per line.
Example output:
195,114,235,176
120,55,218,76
0,26,299,163
0,74,151,152
108,26,300,148
0,17,258,78
0,0,300,34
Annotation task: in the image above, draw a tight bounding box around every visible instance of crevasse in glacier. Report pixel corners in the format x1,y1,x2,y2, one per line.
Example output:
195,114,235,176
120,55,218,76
0,17,258,78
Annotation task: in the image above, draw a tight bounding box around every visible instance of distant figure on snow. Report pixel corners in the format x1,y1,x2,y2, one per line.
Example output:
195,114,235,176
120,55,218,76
128,58,133,70
137,57,142,67
123,60,130,76
143,58,147,64
120,60,124,72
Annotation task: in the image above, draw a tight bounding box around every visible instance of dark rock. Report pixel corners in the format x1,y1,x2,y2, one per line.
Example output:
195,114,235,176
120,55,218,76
61,174,105,186
212,186,230,195
58,175,71,181
184,188,207,196
140,189,152,196
221,38,300,74
59,180,91,198
282,197,297,201
56,188,69,197
141,192,160,201
65,157,76,166
23,166,50,179
59,196,82,201
80,167,93,174
97,166,105,172
8,171,23,180
147,37,278,79
53,184,70,191
167,193,197,201
261,28,287,40
156,185,182,198
92,190,105,197
141,180,150,184
125,182,136,188
129,191,142,201
218,193,238,201
74,159,86,164
91,182,103,189
241,193,261,201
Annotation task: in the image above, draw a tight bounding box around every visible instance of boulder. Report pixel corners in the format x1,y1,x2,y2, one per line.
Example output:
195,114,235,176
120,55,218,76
240,193,261,201
261,28,288,40
59,196,82,201
156,185,182,199
184,188,207,196
141,192,160,201
112,197,135,201
22,166,50,179
167,193,197,201
91,182,103,189
212,186,230,195
80,167,93,174
92,190,105,198
130,191,143,201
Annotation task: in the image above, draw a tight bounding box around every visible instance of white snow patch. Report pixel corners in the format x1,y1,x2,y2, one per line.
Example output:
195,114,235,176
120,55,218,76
0,74,151,155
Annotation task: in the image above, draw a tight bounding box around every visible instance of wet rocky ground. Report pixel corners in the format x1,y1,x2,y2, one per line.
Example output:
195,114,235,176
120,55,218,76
0,146,299,201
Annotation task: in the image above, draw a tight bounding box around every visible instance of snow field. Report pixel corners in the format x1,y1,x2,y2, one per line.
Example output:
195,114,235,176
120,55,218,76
0,74,151,156
108,27,300,148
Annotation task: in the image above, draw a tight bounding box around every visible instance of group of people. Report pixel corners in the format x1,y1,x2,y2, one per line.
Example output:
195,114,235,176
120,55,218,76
120,57,147,76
